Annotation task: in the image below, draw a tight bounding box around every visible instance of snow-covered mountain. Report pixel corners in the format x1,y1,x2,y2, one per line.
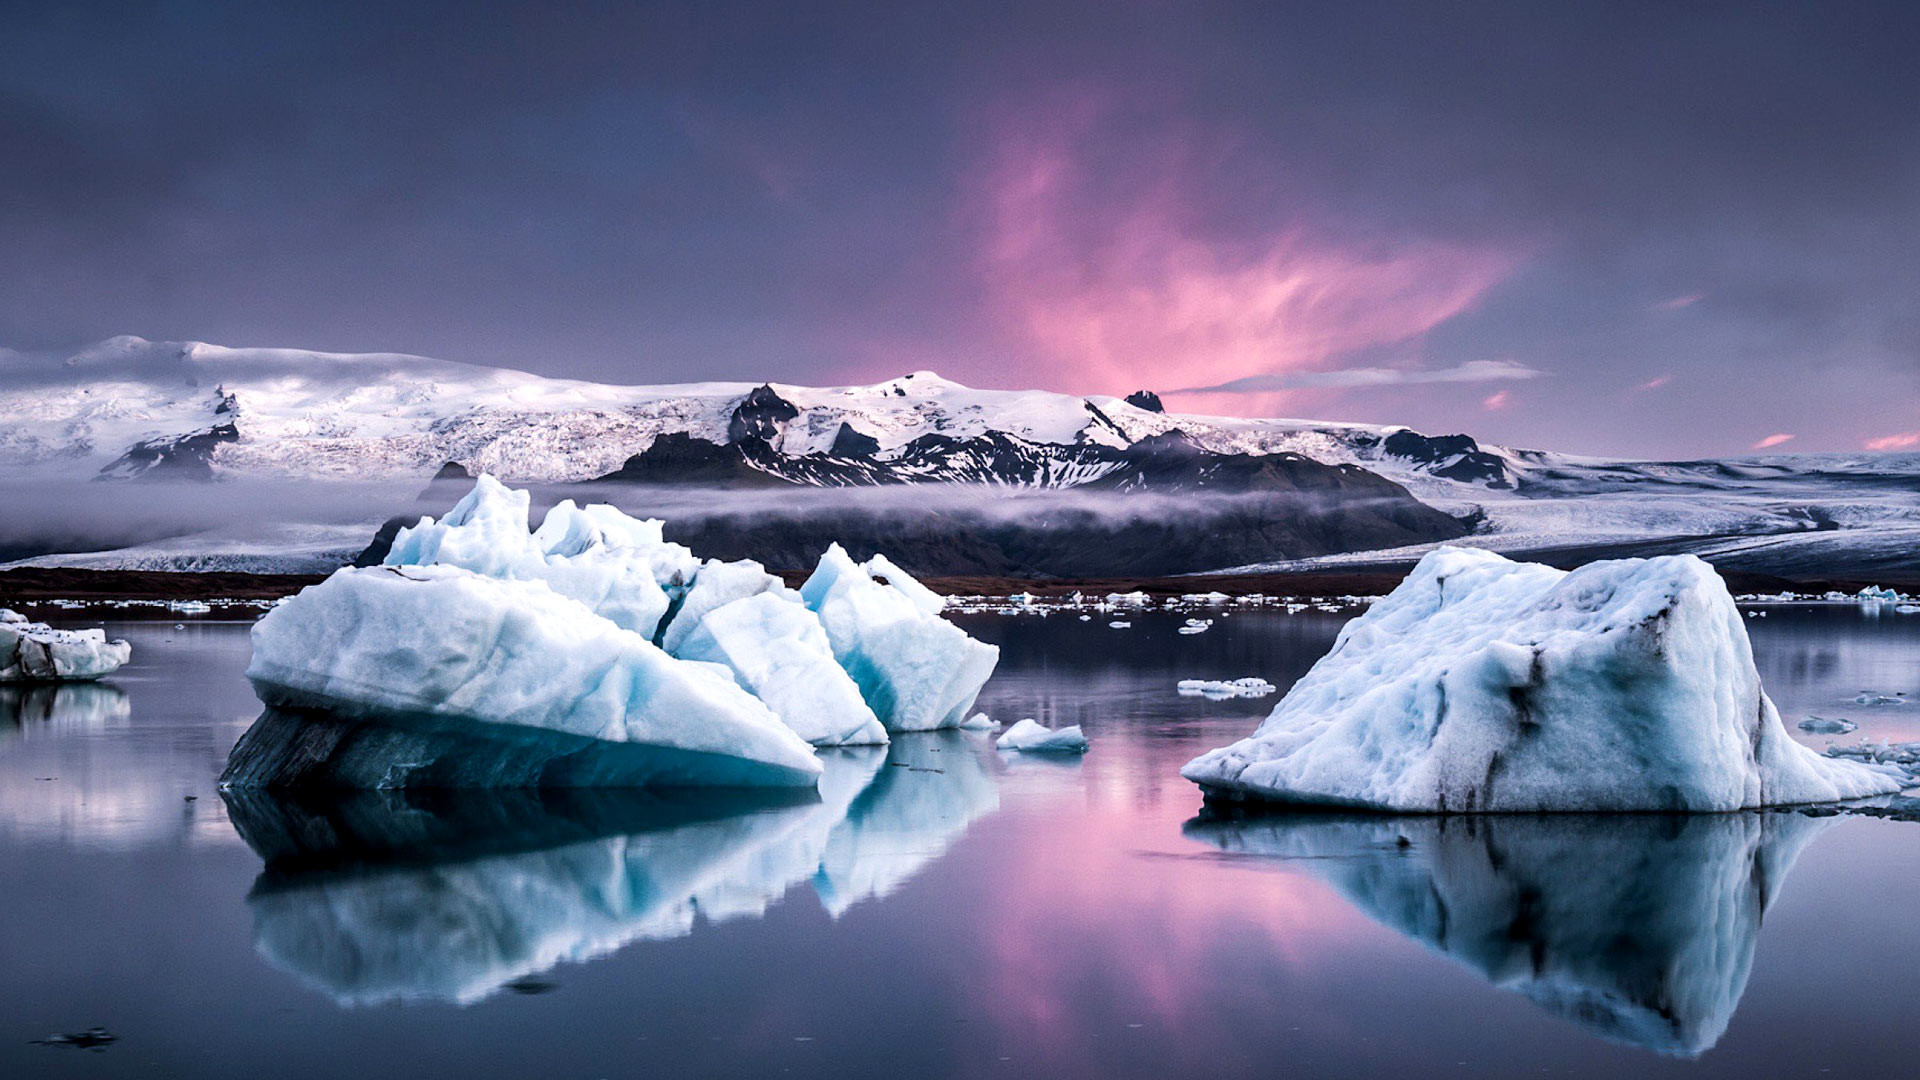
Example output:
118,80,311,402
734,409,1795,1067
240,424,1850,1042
0,335,1513,492
2,336,1917,581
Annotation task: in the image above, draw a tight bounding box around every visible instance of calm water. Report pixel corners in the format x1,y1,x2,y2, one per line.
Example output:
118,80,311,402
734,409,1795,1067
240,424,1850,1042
2,605,1917,1079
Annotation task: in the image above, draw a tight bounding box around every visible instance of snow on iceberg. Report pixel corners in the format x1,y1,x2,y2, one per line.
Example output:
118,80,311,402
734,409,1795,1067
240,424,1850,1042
676,592,888,746
0,609,131,682
1182,548,1903,812
237,565,823,789
996,718,1089,753
801,543,999,731
1185,811,1828,1056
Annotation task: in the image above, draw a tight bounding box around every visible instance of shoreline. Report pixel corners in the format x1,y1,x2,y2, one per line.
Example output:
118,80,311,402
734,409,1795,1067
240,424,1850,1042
3,561,1912,609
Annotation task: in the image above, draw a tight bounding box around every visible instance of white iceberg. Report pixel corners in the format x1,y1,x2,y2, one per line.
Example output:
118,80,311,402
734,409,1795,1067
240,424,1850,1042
0,609,131,682
675,592,888,746
800,544,999,731
996,718,1089,753
242,565,823,788
384,477,696,638
1182,548,1902,812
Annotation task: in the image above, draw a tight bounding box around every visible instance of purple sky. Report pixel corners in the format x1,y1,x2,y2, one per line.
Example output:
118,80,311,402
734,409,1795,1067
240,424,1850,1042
2,1,1917,457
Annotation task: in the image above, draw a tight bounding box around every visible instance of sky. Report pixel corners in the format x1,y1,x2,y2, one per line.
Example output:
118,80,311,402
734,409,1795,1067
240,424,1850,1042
2,0,1917,458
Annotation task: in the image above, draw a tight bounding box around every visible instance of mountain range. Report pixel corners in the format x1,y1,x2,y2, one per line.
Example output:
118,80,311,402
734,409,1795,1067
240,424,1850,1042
2,337,1916,583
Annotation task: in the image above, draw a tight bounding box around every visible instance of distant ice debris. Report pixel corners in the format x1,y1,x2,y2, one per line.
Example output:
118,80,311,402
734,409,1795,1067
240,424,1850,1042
996,719,1089,753
1177,678,1277,700
1107,620,1132,629
960,713,1001,732
1797,716,1857,735
228,477,1000,788
0,609,131,682
1824,740,1920,785
1178,618,1213,635
1852,691,1906,706
1182,548,1903,812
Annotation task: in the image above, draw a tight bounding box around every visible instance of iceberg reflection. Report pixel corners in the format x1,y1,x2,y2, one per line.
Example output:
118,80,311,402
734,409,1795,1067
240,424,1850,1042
226,731,998,1005
0,681,130,738
1183,810,1828,1057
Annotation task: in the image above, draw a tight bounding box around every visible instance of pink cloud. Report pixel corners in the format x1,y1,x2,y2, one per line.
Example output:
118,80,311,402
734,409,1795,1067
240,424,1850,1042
1632,374,1671,392
1482,389,1511,411
1752,433,1795,450
1865,431,1920,451
1654,293,1704,311
965,95,1517,410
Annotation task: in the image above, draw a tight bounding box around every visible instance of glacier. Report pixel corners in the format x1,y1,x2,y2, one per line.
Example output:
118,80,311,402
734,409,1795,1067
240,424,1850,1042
1182,547,1904,811
0,609,131,682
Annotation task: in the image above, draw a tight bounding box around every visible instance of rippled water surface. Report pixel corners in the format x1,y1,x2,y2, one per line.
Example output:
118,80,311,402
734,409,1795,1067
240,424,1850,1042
2,605,1917,1078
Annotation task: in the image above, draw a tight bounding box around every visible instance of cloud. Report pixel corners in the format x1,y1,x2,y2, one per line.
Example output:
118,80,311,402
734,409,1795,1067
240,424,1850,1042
1172,358,1541,395
1864,431,1920,451
1751,433,1795,449
1632,374,1672,392
1482,389,1512,411
968,93,1516,404
1653,294,1705,311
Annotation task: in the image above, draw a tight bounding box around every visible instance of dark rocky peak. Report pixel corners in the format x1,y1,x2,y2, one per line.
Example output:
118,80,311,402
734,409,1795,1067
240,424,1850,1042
828,422,881,458
1122,429,1207,461
596,432,793,488
212,385,240,416
1382,430,1512,488
726,384,800,444
1124,390,1165,413
96,423,240,481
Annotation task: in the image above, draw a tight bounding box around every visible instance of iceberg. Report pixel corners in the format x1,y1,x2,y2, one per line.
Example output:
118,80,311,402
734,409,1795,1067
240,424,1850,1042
1176,677,1277,700
0,609,131,682
996,718,1089,753
236,567,823,789
656,556,787,653
675,592,889,746
800,544,999,731
1184,811,1827,1056
1183,548,1902,811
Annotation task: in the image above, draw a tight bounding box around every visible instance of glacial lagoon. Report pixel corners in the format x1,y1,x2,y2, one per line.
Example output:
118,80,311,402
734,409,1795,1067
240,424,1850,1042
2,605,1917,1078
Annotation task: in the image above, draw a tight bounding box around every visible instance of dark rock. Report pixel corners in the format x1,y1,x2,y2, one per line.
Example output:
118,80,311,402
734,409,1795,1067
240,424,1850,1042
96,423,240,481
33,1027,116,1051
1382,430,1512,487
828,423,881,458
726,384,799,444
1124,390,1165,413
594,432,792,488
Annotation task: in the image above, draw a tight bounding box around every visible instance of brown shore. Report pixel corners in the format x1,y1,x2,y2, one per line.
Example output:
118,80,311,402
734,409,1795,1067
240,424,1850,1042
1,561,1909,610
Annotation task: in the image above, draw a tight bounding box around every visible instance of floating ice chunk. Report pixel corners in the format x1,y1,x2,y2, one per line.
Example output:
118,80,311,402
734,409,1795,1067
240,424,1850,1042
237,565,823,788
169,600,211,615
1852,691,1906,706
1797,716,1858,735
1107,620,1131,629
996,719,1089,753
675,592,888,746
1178,618,1213,635
658,557,788,654
1857,585,1904,604
799,544,998,731
1182,548,1902,812
1177,678,1277,700
0,610,131,682
1824,740,1920,784
383,476,695,639
959,712,1001,732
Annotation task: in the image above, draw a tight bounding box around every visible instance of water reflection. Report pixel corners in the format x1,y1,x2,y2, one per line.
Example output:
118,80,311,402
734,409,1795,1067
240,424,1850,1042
1184,810,1828,1057
225,729,1000,1005
0,681,129,737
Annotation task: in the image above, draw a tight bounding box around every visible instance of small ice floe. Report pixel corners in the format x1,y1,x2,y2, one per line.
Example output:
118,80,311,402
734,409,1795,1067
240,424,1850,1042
1178,618,1213,635
169,600,212,615
960,712,1001,732
1798,716,1858,735
1745,610,1766,618
1107,620,1132,629
1177,678,1277,700
0,610,131,682
1897,605,1920,615
1853,692,1907,706
1825,740,1920,785
996,719,1089,753
1078,614,1091,621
